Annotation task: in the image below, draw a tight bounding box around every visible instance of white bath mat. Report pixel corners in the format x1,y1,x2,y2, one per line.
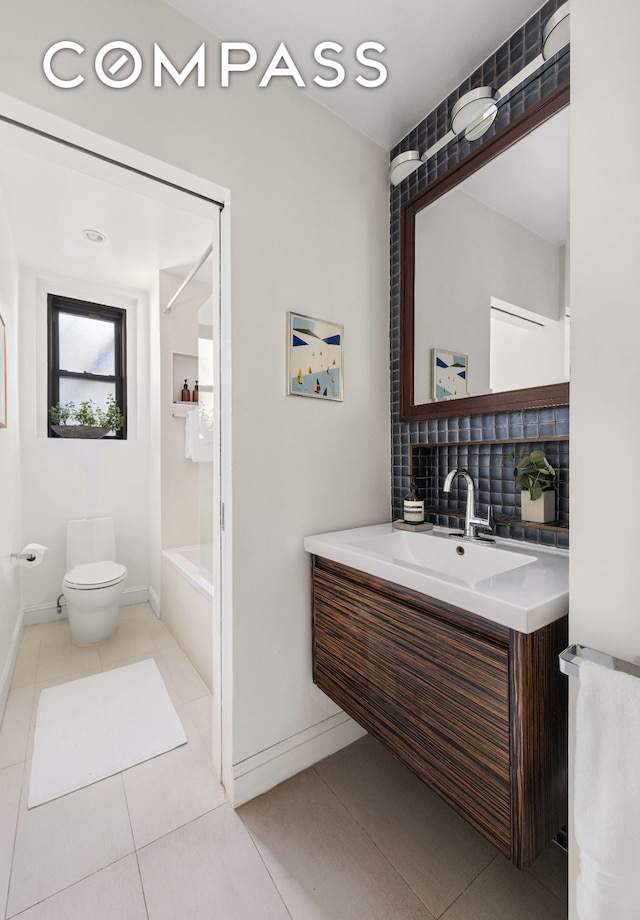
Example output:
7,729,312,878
29,658,187,808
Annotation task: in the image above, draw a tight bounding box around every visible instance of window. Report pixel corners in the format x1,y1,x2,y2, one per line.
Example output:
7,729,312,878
47,294,127,439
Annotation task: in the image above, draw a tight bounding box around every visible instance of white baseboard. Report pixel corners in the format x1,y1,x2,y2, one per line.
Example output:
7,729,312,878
23,586,151,625
121,586,149,607
229,713,367,807
23,602,61,626
148,586,160,619
0,611,24,721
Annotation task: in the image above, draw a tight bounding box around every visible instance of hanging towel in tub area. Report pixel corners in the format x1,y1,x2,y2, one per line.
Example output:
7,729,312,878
185,408,213,462
575,658,640,919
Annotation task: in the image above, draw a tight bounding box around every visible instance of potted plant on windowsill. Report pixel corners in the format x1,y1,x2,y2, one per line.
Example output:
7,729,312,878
49,396,124,439
510,447,557,524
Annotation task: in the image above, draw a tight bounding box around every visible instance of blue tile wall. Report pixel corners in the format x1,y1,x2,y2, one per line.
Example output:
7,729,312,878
411,436,569,549
389,1,570,548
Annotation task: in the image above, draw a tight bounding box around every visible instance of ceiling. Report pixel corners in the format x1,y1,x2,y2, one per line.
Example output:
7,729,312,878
165,0,546,149
0,120,216,293
0,0,555,287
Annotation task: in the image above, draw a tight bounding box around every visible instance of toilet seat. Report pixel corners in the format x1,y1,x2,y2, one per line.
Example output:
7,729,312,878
63,561,127,590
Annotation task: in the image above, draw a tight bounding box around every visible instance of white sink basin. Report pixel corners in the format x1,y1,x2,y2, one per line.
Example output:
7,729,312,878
347,530,536,583
304,523,569,634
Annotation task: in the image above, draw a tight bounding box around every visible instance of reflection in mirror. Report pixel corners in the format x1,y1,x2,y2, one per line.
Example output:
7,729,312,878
413,106,569,404
400,84,570,422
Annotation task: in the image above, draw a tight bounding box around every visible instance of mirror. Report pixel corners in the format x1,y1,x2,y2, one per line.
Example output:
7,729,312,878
400,83,570,421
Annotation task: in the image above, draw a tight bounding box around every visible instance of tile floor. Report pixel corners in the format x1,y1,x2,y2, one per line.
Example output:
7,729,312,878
0,603,568,919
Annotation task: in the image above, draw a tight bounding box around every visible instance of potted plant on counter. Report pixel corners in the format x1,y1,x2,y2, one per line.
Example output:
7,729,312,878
510,447,557,523
49,395,124,439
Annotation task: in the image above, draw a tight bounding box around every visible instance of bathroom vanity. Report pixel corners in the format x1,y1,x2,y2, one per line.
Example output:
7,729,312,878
305,524,568,870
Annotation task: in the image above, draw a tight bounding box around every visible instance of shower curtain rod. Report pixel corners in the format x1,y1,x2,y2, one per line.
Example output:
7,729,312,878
163,241,213,314
0,113,225,209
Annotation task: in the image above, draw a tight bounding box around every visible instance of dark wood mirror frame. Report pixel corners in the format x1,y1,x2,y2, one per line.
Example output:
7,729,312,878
400,81,570,422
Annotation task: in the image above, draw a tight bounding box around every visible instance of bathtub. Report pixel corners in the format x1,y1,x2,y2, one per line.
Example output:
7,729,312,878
161,545,213,691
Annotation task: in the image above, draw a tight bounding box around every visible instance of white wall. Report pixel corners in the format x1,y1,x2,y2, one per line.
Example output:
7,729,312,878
18,269,152,619
0,190,22,715
414,189,562,401
0,0,390,799
570,1,640,916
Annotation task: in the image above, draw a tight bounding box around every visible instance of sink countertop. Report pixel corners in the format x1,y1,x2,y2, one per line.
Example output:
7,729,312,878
304,523,568,634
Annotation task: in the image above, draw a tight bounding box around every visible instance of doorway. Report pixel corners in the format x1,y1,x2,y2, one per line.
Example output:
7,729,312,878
0,104,231,786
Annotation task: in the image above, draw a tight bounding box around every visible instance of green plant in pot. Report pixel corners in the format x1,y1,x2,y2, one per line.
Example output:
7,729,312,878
49,395,124,439
509,448,557,524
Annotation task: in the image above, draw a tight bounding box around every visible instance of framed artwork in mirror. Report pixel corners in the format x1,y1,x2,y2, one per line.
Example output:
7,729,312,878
432,348,468,401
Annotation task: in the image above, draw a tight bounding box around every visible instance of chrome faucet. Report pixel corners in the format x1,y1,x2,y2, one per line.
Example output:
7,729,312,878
443,468,492,539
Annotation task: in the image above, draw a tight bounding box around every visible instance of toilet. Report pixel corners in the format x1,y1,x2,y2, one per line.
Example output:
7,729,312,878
62,517,127,645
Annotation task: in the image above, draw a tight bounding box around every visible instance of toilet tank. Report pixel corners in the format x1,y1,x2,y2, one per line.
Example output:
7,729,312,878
66,517,116,568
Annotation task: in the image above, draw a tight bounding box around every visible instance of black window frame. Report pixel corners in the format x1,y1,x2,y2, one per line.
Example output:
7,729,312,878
47,293,127,439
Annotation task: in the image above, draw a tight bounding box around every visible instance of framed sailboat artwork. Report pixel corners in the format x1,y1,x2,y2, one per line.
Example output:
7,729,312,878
287,312,343,401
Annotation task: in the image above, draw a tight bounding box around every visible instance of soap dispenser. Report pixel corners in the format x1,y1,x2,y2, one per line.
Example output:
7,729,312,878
192,380,199,403
403,480,425,524
181,379,191,402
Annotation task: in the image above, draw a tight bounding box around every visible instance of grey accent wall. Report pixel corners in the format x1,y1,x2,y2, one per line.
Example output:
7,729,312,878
390,0,570,548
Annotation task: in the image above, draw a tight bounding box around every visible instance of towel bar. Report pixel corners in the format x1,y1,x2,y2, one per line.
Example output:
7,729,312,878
559,644,640,680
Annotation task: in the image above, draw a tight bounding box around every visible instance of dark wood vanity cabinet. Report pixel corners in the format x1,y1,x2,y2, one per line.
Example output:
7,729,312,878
311,555,568,870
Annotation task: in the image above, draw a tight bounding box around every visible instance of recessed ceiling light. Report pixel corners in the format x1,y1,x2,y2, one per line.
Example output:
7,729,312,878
81,228,108,244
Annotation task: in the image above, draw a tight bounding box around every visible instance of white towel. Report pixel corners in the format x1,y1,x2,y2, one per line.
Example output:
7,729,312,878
575,659,640,919
184,408,213,463
185,408,196,459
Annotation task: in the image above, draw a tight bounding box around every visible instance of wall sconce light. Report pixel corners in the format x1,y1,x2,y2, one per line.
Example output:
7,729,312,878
450,86,500,141
389,2,570,186
388,149,423,186
542,2,570,60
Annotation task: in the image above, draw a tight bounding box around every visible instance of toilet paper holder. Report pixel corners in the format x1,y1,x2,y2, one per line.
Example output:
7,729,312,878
11,544,48,565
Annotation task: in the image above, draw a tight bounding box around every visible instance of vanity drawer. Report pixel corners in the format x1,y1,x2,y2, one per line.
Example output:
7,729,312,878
311,555,568,869
313,564,512,856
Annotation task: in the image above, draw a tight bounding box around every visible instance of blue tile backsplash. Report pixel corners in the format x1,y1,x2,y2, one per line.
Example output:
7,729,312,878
410,436,569,549
389,1,570,548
